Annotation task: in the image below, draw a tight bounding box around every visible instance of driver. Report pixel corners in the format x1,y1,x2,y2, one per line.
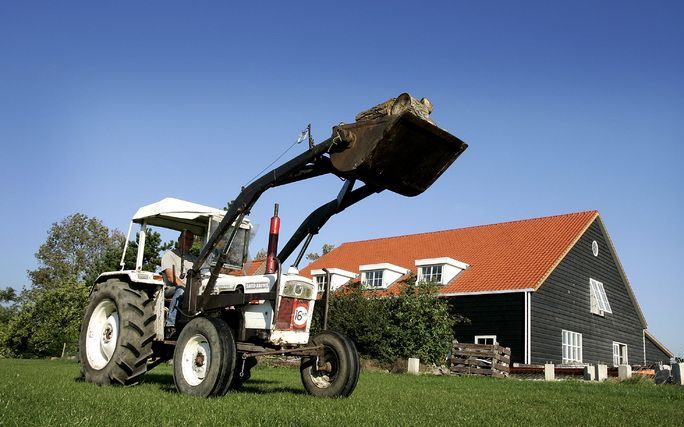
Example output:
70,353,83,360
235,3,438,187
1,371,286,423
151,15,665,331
162,230,196,335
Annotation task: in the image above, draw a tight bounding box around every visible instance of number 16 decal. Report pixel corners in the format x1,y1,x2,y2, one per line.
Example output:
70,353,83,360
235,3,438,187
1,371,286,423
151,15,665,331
293,303,309,329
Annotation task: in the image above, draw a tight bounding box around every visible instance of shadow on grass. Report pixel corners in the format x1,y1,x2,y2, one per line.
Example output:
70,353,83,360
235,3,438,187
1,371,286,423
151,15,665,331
238,384,306,395
141,372,176,393
141,372,301,395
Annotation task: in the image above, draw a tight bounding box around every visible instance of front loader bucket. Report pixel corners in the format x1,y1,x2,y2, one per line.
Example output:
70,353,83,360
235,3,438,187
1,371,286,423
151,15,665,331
329,112,468,197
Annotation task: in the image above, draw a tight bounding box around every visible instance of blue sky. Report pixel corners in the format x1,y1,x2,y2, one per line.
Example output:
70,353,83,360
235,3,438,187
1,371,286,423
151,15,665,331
1,1,682,355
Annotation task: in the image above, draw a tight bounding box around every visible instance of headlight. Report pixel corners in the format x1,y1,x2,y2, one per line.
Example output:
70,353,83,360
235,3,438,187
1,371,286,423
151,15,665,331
282,280,314,299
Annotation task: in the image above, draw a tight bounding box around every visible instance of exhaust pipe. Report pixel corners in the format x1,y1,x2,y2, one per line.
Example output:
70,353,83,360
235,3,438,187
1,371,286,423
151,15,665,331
265,203,280,274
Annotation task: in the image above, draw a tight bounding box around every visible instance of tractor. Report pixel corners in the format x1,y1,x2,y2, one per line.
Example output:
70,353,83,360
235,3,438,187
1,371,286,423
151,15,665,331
78,93,468,397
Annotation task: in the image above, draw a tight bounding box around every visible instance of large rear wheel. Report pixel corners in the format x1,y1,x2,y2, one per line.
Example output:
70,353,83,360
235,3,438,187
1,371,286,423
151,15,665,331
300,330,360,397
173,317,236,397
79,279,156,385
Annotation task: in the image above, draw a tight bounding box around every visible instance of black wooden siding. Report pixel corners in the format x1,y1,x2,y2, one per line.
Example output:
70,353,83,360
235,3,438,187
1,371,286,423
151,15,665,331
530,219,645,365
448,293,524,363
645,336,671,364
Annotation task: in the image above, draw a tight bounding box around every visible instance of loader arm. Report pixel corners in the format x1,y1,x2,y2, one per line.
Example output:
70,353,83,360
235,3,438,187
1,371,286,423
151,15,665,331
186,136,345,314
278,179,382,267
185,110,468,314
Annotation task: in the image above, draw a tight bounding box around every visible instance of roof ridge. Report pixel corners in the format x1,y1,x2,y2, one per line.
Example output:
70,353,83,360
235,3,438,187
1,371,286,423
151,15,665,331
337,210,599,247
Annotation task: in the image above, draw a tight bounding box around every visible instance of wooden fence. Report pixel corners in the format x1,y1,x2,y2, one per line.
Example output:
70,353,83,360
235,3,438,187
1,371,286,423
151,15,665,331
450,341,511,378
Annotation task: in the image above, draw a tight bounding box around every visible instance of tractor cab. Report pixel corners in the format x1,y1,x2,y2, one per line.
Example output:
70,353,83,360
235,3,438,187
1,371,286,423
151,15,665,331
123,197,252,275
93,197,253,302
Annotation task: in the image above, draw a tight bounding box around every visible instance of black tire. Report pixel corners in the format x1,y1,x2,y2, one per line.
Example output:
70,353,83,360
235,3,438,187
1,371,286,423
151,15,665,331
79,279,156,386
173,317,236,397
300,330,360,397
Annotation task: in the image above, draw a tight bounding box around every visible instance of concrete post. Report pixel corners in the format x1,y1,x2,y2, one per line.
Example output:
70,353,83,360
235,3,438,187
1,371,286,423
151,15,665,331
544,363,555,381
583,365,595,381
407,358,420,375
618,365,632,380
672,363,684,386
595,364,608,382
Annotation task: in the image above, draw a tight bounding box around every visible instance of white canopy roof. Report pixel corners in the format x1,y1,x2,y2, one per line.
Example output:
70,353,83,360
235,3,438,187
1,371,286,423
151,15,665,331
131,197,249,235
133,197,223,222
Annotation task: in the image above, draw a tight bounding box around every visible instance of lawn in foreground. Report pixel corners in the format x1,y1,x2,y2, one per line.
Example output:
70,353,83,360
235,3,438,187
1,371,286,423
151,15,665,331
0,359,682,426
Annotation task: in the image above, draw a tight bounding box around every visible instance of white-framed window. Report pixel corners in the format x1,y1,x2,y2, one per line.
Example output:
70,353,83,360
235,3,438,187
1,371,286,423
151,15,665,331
592,240,599,257
475,335,497,345
415,257,469,286
363,270,383,288
418,265,443,283
613,342,628,366
562,330,582,363
589,282,603,316
590,278,612,314
314,275,328,293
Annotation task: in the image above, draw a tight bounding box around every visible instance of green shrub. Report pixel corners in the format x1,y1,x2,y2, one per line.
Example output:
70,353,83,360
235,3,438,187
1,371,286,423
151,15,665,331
1,280,88,358
314,280,456,364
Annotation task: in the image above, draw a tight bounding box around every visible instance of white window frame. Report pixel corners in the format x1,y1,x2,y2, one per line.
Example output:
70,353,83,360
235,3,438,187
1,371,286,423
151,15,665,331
590,278,612,314
613,341,628,366
418,264,443,283
589,283,604,316
562,329,583,364
475,335,497,345
363,270,384,288
592,240,599,257
314,275,328,293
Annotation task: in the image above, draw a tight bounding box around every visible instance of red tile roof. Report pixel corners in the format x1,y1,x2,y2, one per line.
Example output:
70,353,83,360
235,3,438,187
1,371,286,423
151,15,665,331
243,260,265,276
300,211,599,294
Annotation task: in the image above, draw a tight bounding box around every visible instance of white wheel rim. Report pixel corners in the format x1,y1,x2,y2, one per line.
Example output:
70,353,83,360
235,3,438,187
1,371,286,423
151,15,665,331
85,299,119,370
181,334,211,386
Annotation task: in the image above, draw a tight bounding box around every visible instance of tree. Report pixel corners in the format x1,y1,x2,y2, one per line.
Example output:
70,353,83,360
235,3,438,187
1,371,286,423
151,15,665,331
1,280,88,357
0,287,17,303
0,287,18,325
121,228,174,272
253,249,267,260
2,213,168,358
27,214,124,289
2,215,179,358
305,243,335,262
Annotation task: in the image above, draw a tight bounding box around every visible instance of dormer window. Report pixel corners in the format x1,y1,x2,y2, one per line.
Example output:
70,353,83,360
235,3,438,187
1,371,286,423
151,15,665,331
359,263,410,289
311,268,357,293
418,265,443,283
415,257,469,285
363,270,384,288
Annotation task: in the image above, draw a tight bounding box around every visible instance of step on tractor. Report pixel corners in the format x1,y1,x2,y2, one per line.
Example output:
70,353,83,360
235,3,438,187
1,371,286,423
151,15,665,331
78,93,468,398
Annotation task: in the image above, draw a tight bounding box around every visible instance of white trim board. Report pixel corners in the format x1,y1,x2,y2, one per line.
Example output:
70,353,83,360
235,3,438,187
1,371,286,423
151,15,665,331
442,288,534,297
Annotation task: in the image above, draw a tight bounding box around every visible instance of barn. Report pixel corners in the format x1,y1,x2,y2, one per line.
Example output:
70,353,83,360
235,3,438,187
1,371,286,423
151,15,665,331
301,211,673,366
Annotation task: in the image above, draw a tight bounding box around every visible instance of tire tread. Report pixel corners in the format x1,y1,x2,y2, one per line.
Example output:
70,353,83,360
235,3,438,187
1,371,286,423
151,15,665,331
79,280,156,386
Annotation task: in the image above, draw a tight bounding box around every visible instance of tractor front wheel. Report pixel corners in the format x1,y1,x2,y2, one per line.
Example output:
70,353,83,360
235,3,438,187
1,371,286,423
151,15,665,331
79,279,156,385
300,330,360,397
173,317,236,397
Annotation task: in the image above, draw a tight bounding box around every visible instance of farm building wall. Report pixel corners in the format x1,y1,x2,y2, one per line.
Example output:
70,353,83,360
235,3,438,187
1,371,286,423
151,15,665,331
645,335,672,365
448,293,524,363
530,219,645,365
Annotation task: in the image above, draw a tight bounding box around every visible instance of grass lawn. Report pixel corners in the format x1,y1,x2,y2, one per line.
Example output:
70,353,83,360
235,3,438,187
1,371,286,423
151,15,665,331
0,359,682,426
